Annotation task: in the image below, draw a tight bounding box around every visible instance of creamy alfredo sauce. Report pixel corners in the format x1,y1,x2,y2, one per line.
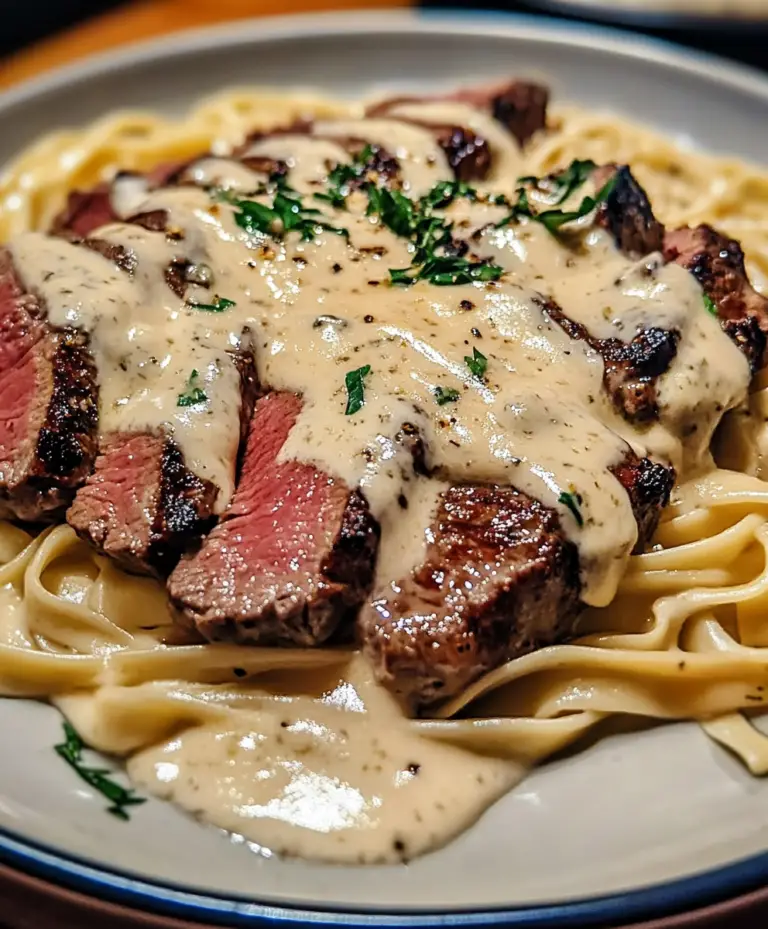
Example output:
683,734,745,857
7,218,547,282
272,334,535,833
4,99,752,860
125,655,519,864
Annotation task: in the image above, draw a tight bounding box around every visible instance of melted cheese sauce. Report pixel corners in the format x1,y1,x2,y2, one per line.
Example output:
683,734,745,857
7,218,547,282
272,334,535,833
0,98,757,864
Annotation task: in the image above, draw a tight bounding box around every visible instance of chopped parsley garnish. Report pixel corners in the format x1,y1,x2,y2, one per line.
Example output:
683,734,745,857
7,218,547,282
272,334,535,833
703,293,718,316
314,145,378,208
558,490,585,527
434,386,460,405
55,721,145,821
187,296,236,312
464,346,488,379
344,364,371,415
390,256,503,287
219,182,348,242
366,186,418,238
545,159,598,206
497,161,617,234
177,370,208,407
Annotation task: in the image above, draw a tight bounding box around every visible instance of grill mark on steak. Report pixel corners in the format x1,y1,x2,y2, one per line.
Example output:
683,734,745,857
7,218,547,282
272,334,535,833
540,297,680,424
67,433,217,577
0,251,98,521
664,224,768,372
361,450,673,708
593,165,665,258
168,391,379,645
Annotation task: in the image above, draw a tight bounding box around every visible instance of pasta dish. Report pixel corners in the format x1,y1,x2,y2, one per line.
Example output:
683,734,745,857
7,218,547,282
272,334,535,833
1,79,768,864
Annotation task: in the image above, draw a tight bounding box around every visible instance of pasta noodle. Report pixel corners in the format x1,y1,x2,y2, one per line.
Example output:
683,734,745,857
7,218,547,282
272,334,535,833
2,88,768,860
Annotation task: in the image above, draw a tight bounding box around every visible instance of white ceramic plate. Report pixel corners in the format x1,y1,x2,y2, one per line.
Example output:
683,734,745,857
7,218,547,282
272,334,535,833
3,11,768,927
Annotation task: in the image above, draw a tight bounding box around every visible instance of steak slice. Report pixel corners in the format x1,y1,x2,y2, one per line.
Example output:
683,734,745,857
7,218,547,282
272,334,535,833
169,391,379,645
664,224,768,372
360,452,673,708
541,298,679,424
371,80,549,149
67,349,257,578
593,164,665,258
67,433,218,576
0,251,98,521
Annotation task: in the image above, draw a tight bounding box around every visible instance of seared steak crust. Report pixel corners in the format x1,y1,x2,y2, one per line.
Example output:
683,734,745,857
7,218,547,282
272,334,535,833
594,165,665,258
610,452,675,549
541,299,680,423
0,254,98,522
489,81,549,147
362,483,580,707
432,126,491,181
67,433,217,577
361,450,673,708
169,392,380,646
664,224,768,372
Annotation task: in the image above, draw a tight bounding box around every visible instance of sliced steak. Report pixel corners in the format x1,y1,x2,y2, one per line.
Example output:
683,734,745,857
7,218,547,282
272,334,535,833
370,80,549,149
664,224,768,372
361,452,673,708
67,347,257,578
67,433,218,577
593,164,665,258
541,298,679,424
169,391,379,646
0,251,98,521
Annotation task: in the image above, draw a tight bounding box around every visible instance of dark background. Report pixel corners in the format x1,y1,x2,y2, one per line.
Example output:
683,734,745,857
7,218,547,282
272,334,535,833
4,1,768,71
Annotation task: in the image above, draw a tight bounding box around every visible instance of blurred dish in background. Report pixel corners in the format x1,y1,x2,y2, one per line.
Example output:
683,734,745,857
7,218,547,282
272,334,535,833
527,0,768,27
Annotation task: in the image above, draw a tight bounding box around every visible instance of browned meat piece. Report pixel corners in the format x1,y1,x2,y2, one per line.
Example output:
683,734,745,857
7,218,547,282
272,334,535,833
67,348,257,578
360,452,673,708
611,453,675,550
169,392,379,645
593,164,665,258
0,250,98,522
664,224,768,372
51,185,116,238
485,80,549,147
431,126,491,181
52,181,259,576
534,167,673,423
376,80,549,149
541,298,679,424
67,433,218,577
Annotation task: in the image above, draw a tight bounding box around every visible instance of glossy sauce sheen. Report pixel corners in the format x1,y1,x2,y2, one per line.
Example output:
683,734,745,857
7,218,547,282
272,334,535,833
126,656,519,864
5,100,753,861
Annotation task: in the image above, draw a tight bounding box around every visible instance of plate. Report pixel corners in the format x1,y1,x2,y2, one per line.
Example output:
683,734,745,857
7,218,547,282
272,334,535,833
3,10,768,927
523,0,768,30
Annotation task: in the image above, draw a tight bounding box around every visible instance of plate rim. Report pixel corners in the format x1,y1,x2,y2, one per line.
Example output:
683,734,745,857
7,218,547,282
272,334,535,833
4,8,768,926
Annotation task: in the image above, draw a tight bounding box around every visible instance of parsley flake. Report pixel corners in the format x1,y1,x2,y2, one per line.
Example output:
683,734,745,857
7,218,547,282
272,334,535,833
187,296,236,312
434,386,460,405
497,163,617,235
703,293,718,317
558,490,584,527
464,346,488,379
177,370,208,408
345,365,371,416
220,184,348,242
55,721,146,821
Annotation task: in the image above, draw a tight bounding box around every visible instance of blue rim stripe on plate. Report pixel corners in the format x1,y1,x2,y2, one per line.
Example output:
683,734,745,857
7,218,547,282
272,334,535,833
3,10,768,926
1,822,768,927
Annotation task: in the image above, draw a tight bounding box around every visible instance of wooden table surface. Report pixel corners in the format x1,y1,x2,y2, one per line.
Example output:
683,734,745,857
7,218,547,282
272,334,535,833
0,0,408,90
